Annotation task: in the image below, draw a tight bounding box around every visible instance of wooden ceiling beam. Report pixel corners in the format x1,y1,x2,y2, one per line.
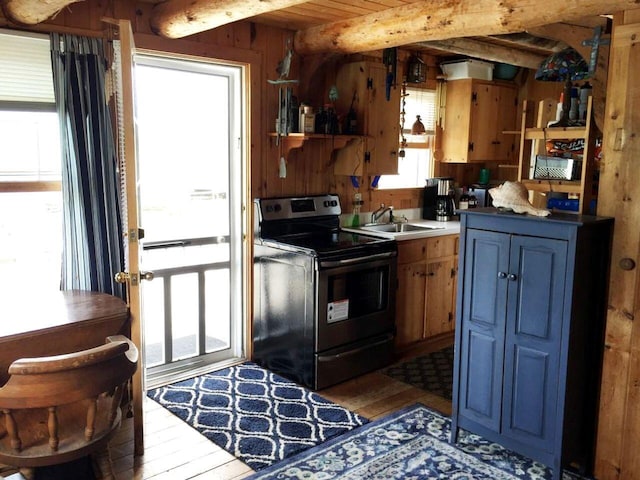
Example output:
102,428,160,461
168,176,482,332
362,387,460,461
149,0,310,38
486,33,566,53
414,38,548,69
1,0,82,25
293,0,640,54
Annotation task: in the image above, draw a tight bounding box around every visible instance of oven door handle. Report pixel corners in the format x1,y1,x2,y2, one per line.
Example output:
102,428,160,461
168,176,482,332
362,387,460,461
319,251,396,268
317,333,394,362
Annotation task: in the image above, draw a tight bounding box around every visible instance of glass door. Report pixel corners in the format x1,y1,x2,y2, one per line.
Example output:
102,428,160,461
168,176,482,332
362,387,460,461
133,53,245,388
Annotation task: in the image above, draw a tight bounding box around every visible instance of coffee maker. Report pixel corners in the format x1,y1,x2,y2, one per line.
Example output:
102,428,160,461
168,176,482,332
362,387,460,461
435,178,456,221
423,177,456,221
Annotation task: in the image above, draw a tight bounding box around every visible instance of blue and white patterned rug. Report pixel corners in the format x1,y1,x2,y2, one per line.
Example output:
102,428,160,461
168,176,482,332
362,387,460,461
147,362,368,470
245,403,588,480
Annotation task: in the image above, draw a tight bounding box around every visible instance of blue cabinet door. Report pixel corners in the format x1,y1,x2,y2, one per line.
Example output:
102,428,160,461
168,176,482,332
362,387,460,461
458,229,509,432
502,235,567,450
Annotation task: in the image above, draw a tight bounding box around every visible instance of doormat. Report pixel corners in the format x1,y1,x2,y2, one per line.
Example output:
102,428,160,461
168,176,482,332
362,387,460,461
147,362,368,471
382,345,454,400
245,403,587,480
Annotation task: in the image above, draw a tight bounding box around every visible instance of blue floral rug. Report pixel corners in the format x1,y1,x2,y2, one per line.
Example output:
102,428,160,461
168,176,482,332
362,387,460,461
147,362,368,470
245,403,587,480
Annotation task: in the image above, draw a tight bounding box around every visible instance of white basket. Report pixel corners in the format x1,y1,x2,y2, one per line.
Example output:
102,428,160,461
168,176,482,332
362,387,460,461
440,59,494,81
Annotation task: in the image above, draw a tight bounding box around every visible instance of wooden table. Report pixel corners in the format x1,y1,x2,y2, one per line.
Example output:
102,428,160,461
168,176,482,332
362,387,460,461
0,290,130,386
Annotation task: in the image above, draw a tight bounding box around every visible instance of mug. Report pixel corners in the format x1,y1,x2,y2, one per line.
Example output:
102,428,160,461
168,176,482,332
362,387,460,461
479,168,490,185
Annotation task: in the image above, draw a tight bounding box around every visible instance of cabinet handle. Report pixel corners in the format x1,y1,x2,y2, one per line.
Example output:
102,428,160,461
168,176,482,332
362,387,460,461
508,273,517,281
497,271,507,279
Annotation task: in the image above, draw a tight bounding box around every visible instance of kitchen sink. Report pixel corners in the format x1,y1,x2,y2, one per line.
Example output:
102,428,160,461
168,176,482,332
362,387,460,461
360,223,445,233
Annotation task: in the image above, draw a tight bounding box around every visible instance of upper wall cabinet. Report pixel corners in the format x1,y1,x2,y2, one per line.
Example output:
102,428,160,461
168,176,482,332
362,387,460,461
333,61,400,176
440,79,517,163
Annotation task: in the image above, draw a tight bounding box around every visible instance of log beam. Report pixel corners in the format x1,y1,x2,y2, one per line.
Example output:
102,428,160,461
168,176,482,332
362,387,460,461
416,38,548,69
1,0,82,25
150,0,310,39
487,32,566,53
293,0,640,55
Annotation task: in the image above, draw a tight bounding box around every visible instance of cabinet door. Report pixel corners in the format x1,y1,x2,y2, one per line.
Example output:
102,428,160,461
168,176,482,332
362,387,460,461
441,79,473,163
425,257,456,337
395,262,427,346
468,82,499,161
458,228,509,432
366,63,400,174
501,235,568,451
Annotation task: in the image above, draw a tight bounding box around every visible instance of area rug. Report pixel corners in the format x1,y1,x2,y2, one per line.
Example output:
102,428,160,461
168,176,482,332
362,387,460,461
382,346,454,400
147,362,368,470
245,403,585,480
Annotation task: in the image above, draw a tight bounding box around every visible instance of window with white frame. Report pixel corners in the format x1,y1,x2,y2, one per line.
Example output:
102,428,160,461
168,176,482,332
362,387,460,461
377,87,436,189
0,29,63,293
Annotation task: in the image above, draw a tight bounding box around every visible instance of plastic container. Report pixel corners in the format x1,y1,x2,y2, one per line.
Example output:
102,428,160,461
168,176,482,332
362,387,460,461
547,198,579,212
494,63,519,80
440,59,494,81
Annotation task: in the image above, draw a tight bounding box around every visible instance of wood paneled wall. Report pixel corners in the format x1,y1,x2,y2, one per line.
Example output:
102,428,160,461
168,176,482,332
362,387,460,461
595,11,640,480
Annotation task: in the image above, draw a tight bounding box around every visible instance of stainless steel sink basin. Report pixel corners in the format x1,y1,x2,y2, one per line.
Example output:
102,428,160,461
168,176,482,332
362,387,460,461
360,223,445,233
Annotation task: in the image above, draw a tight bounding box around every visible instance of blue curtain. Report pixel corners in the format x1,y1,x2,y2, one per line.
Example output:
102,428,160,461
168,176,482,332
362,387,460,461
50,33,124,298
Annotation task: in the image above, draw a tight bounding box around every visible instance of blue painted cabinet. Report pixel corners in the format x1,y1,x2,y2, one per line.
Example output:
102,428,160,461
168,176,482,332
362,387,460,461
451,209,613,480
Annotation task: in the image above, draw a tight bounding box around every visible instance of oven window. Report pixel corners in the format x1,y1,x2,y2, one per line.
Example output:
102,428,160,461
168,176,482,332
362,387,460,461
328,266,388,319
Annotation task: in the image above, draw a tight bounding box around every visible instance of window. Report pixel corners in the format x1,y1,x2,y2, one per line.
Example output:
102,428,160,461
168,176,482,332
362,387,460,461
0,29,62,293
377,87,436,189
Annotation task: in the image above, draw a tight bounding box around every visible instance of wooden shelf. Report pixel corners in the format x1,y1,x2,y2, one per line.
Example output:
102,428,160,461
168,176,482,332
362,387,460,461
517,96,596,214
521,179,583,195
524,126,588,141
268,133,364,159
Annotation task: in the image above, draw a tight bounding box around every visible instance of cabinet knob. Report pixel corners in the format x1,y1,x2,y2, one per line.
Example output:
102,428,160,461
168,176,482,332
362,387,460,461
508,273,517,281
619,258,636,271
497,271,507,279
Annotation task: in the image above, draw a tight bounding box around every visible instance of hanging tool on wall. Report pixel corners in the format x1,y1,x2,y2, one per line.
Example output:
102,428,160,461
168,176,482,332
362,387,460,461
382,47,397,101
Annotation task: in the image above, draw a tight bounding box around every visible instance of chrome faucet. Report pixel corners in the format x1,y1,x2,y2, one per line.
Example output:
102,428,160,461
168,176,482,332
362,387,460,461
371,203,394,224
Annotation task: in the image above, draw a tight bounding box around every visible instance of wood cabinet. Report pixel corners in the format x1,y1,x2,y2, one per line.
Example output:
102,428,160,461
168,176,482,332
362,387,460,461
517,97,597,214
451,209,613,480
440,79,517,163
395,234,458,347
333,61,400,175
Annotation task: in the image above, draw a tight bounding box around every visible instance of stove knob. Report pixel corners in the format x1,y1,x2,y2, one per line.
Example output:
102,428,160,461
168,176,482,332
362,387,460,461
331,200,338,207
323,201,330,207
266,205,274,213
274,204,282,212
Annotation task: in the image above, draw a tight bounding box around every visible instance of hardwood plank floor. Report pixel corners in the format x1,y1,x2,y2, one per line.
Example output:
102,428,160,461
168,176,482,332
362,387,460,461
1,338,453,479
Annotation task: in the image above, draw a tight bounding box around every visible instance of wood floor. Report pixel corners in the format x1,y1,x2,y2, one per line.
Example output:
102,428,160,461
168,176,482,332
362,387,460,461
1,337,453,480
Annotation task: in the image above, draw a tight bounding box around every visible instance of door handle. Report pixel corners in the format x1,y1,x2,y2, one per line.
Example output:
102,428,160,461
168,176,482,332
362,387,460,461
115,271,155,286
497,271,507,279
508,273,517,281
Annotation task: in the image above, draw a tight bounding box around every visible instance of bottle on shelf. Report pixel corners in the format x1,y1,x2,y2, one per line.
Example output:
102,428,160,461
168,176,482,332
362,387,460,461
468,191,478,208
351,192,363,227
315,106,327,134
569,84,579,121
459,188,470,210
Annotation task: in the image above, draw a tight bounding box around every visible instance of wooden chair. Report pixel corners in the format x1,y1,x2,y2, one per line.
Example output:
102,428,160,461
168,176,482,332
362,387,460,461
0,335,138,480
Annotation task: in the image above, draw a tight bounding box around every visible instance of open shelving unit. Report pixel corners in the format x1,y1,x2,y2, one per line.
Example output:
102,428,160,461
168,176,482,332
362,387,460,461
268,132,364,160
516,96,597,214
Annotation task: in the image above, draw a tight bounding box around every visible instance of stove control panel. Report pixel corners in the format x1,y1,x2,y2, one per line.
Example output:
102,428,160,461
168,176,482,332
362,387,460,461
257,194,342,221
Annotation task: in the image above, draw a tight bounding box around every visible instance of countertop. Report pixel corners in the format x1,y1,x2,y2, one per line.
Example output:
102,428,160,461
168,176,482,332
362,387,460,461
343,218,460,241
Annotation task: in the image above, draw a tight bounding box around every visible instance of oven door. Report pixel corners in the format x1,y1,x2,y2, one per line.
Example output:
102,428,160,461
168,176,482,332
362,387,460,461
316,252,397,352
